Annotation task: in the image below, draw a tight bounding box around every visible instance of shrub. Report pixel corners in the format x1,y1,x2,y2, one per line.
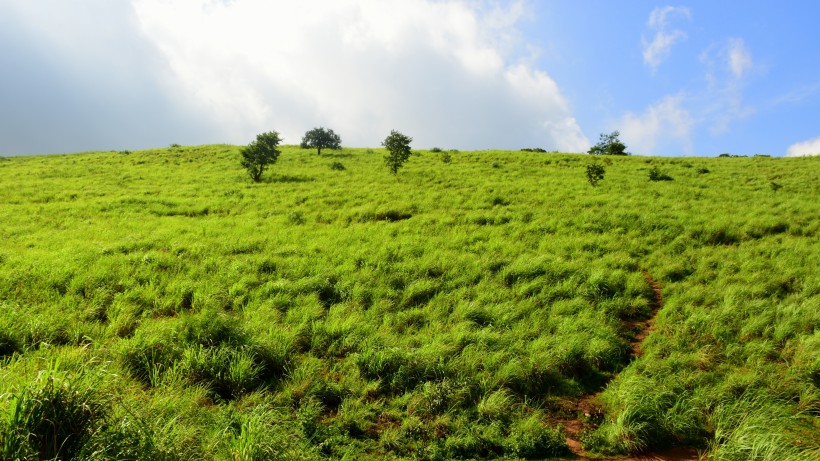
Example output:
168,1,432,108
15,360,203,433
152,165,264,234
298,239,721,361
329,162,345,171
288,211,306,224
648,166,673,181
430,147,443,153
586,162,606,186
441,151,452,164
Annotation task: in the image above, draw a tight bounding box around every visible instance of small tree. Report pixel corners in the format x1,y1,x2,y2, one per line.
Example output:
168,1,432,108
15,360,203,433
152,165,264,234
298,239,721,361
300,127,342,155
589,131,629,156
382,130,413,174
586,162,606,186
240,131,282,182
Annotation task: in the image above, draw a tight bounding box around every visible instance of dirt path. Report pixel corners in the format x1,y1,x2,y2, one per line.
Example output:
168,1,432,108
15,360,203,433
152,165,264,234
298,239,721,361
554,271,705,461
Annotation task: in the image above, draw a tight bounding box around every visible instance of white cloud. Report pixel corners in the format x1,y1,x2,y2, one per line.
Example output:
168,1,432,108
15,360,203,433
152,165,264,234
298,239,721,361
642,6,690,72
618,94,694,155
0,0,588,154
786,136,820,157
130,0,589,151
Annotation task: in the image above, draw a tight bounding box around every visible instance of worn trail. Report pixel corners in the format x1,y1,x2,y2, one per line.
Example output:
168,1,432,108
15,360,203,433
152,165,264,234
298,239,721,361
555,271,704,461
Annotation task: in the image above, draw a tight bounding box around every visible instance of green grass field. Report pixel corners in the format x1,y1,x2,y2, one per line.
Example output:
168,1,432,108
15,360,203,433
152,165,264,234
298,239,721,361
0,146,818,460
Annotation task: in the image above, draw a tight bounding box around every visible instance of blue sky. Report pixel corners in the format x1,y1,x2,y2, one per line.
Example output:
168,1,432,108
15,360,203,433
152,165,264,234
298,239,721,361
1,0,819,156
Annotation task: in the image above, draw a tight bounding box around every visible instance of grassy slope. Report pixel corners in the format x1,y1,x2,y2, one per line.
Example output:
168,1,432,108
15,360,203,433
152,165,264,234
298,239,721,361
0,146,818,460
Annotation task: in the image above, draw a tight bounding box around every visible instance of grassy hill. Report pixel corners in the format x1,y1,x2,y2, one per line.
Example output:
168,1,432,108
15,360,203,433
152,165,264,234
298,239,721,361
0,146,817,460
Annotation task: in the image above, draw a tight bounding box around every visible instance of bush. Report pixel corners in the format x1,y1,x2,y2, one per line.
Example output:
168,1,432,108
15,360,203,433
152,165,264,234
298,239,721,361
648,166,673,181
288,211,306,224
329,162,345,171
586,162,606,186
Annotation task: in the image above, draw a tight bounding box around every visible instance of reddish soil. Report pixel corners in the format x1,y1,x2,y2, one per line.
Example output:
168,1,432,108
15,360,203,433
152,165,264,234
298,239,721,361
554,271,705,461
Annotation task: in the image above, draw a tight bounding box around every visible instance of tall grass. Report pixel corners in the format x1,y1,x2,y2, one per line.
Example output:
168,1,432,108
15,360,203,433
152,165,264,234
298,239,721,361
0,146,817,458
0,360,105,459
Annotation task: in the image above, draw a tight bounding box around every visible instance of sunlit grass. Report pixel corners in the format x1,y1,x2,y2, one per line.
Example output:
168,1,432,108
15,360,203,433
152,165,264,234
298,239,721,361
0,145,818,458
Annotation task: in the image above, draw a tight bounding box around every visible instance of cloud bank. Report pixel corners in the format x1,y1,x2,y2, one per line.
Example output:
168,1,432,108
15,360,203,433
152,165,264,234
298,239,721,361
0,0,590,154
0,1,215,155
133,0,589,151
786,136,820,157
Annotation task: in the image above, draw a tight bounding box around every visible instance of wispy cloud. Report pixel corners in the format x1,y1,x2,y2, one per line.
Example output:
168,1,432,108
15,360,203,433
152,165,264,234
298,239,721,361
786,136,820,157
770,81,820,107
617,32,760,156
727,38,752,79
700,37,755,133
642,6,691,73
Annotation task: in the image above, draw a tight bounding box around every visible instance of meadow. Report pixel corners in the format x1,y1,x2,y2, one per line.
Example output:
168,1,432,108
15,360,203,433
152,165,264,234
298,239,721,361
0,145,817,460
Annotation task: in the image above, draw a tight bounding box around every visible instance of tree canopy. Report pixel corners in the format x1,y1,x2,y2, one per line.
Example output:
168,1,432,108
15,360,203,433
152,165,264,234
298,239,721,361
240,131,282,182
300,127,342,155
588,131,629,156
382,130,413,174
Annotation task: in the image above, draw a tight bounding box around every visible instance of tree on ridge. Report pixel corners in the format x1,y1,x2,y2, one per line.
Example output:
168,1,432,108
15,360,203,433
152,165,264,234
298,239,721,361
301,127,342,155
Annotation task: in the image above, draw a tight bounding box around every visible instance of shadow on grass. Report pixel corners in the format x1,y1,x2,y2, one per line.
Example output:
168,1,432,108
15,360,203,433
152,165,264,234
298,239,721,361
322,152,354,158
266,174,315,183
